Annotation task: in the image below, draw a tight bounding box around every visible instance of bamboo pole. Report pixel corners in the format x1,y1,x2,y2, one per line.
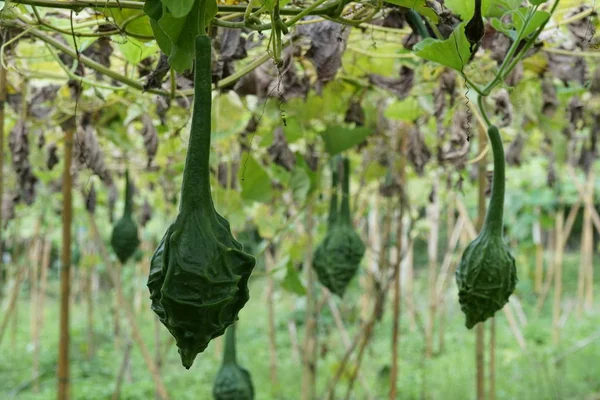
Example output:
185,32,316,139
31,237,43,392
287,318,301,364
58,120,75,400
324,289,372,398
112,341,133,400
86,213,171,400
535,203,579,313
362,196,380,322
11,260,18,349
390,127,406,400
583,170,594,310
552,208,565,345
439,191,456,353
425,180,439,360
301,201,317,400
264,248,279,395
344,200,393,400
86,264,95,360
489,317,496,400
0,267,27,346
567,166,600,235
533,208,544,295
0,61,6,297
39,240,51,329
577,203,588,316
405,239,416,332
154,316,162,400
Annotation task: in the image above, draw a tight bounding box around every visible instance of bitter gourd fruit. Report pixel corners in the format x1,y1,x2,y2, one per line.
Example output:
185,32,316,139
455,125,517,329
147,34,256,369
212,324,254,400
313,157,365,297
110,169,140,264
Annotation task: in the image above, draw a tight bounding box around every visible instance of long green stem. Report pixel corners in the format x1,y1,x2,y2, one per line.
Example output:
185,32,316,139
340,157,351,226
223,324,237,364
180,35,212,207
328,158,339,230
124,170,133,216
481,125,505,238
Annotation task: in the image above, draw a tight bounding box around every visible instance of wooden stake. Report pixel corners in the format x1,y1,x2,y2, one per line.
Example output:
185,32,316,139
425,179,439,360
86,265,95,360
38,239,51,333
489,317,496,400
390,127,406,399
535,203,579,314
112,341,133,400
58,120,75,400
533,208,544,295
552,208,565,345
0,266,27,346
31,238,42,392
0,62,6,297
324,289,372,398
301,201,317,400
405,239,416,332
264,249,279,395
583,170,594,310
87,213,171,400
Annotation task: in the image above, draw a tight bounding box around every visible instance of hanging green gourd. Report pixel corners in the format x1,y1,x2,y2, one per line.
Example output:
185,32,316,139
110,169,140,264
455,124,517,329
212,324,254,400
313,157,365,297
147,31,256,369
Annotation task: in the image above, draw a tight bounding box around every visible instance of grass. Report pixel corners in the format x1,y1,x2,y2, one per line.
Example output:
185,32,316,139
0,251,599,400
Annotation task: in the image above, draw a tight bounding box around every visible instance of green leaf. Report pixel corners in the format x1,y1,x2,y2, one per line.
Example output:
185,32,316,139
512,8,550,38
118,38,158,65
383,0,439,22
145,0,218,72
240,156,273,203
487,0,522,17
529,0,547,5
143,0,163,21
163,0,196,18
490,18,517,41
413,23,471,72
290,166,310,205
445,0,492,19
295,154,319,195
319,126,371,155
282,262,306,295
384,97,424,122
109,10,154,39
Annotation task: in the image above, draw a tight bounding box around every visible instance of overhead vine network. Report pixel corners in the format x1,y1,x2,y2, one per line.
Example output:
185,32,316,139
1,0,599,399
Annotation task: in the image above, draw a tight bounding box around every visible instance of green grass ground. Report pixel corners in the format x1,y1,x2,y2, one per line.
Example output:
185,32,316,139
1,251,599,400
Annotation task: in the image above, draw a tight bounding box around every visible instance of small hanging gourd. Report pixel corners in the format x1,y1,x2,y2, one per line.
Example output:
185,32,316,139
147,32,256,369
110,169,140,264
212,324,254,400
455,124,517,329
313,157,365,297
